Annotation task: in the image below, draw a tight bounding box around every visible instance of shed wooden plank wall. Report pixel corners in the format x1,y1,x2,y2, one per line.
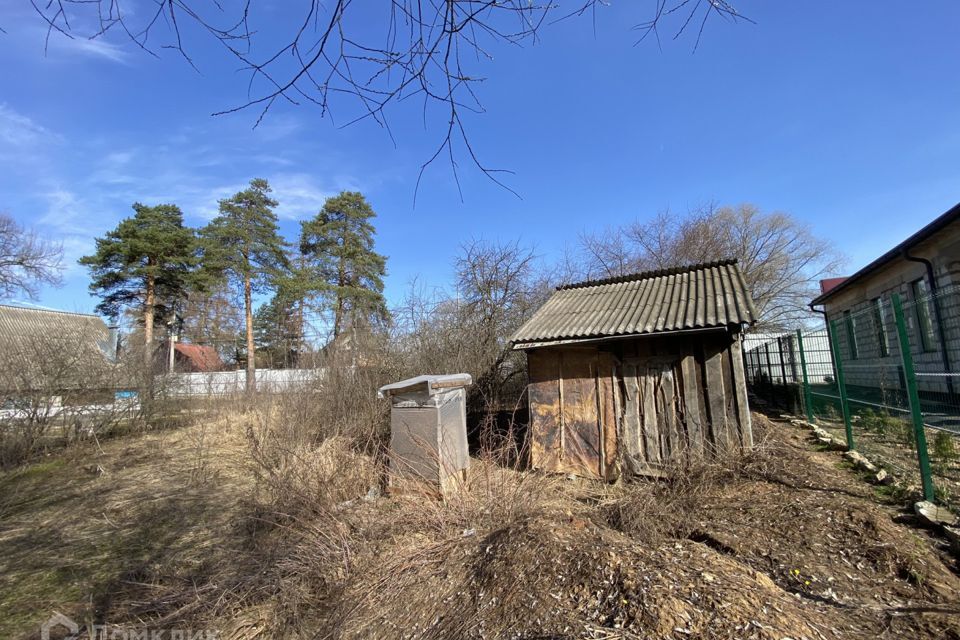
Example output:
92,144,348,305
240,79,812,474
527,330,752,479
618,332,752,476
528,348,618,479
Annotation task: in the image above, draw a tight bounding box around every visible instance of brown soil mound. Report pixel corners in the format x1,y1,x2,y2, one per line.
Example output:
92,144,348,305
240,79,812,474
331,514,845,639
315,415,960,639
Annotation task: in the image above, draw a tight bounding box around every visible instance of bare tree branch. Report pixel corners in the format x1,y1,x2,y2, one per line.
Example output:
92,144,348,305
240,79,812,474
26,1,751,194
0,213,64,301
579,203,845,329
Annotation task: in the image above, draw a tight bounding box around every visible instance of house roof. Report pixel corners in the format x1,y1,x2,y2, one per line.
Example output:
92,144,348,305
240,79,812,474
173,343,222,372
511,259,758,349
811,201,960,306
0,304,112,352
0,304,115,390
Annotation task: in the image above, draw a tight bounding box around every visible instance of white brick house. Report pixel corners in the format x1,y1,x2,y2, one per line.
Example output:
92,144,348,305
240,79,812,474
810,202,960,397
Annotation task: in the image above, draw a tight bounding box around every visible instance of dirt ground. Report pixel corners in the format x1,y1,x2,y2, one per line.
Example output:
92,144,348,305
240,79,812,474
812,414,960,508
1,411,959,639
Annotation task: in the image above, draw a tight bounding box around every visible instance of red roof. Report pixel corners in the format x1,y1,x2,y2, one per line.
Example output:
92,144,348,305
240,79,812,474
819,277,848,295
173,343,223,372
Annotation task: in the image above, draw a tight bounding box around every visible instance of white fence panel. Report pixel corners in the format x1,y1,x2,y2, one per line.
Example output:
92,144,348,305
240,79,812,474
162,369,325,397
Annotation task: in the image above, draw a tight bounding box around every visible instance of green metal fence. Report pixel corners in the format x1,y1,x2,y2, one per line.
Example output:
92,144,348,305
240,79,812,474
743,286,960,509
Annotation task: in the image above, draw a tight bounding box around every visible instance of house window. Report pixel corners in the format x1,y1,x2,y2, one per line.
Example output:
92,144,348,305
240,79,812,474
910,278,936,353
872,297,889,357
843,310,859,360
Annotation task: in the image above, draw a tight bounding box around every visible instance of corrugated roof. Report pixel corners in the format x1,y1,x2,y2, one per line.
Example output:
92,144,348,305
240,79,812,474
511,260,758,348
0,304,115,391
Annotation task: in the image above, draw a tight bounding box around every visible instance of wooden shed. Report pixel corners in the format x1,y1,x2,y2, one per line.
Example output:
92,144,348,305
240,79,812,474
511,260,759,480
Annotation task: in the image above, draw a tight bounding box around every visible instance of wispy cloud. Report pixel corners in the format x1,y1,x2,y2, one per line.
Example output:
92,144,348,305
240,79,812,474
252,113,304,142
186,182,250,221
59,235,97,276
184,173,349,221
0,104,60,147
88,149,140,185
39,187,91,235
272,173,340,220
33,187,99,276
46,34,131,65
4,117,363,295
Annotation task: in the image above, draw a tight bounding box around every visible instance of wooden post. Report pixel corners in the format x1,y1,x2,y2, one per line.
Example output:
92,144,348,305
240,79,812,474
557,351,565,461
640,371,660,464
730,334,753,447
681,349,704,454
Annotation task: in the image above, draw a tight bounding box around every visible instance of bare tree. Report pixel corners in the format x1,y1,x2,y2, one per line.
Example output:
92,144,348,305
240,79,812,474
455,239,540,355
26,1,751,193
577,226,636,281
0,213,63,301
179,282,245,364
579,204,844,329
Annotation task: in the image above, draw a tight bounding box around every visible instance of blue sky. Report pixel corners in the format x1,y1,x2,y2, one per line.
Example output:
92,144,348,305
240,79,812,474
1,1,959,318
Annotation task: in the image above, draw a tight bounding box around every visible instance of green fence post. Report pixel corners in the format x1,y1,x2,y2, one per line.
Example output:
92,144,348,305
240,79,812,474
891,293,935,502
828,319,855,450
796,329,815,423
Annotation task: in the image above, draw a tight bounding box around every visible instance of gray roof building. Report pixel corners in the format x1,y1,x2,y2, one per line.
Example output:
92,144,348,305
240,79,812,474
512,259,758,349
513,260,758,481
0,304,117,393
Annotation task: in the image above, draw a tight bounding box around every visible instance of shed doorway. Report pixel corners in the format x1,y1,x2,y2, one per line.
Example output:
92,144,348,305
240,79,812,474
528,348,618,480
618,352,715,476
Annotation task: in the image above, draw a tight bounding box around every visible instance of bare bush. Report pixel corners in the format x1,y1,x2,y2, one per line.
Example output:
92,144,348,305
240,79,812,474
250,427,379,519
391,451,577,536
219,335,400,525
390,239,550,450
603,416,800,545
260,446,588,639
0,323,138,465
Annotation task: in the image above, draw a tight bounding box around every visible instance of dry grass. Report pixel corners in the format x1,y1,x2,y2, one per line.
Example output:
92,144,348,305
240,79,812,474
0,411,252,638
3,408,960,640
601,423,801,546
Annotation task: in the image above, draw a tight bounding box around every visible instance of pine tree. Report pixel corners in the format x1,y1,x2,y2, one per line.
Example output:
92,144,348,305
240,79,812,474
79,203,196,370
253,290,303,368
201,179,288,392
300,191,388,340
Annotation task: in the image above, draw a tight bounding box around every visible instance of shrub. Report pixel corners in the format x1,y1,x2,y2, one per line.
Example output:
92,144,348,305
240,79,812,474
858,409,882,434
820,404,838,421
896,418,916,448
0,329,153,467
932,430,958,464
858,409,907,440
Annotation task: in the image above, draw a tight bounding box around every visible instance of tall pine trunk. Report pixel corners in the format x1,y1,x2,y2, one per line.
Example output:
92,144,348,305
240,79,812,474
142,270,157,401
295,297,304,367
244,271,256,393
333,258,345,338
144,271,155,370
334,296,344,339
